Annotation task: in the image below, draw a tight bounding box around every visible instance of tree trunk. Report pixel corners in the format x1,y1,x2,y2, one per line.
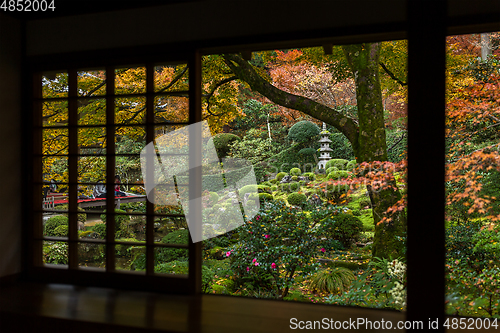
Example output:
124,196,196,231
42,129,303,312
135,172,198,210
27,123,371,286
343,43,406,259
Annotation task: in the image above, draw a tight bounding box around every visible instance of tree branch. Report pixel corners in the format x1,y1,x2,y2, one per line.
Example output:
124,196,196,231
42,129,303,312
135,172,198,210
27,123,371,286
205,76,238,115
223,53,359,146
387,131,406,152
379,62,407,87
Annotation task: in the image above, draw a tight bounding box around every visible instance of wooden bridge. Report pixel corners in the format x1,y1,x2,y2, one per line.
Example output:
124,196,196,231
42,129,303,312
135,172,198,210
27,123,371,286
43,194,147,210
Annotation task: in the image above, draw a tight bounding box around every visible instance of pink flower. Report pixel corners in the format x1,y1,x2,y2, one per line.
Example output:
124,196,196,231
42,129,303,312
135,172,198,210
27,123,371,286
271,263,277,269
246,267,250,272
264,234,269,239
320,248,326,253
254,262,259,266
226,251,231,257
252,258,257,263
256,215,260,220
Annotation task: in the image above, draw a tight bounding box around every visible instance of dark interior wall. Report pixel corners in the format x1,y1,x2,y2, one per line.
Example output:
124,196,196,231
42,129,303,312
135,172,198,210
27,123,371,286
25,0,407,56
0,13,22,278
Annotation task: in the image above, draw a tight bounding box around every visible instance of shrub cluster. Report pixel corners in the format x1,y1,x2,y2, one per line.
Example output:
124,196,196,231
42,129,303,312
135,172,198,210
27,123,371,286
44,215,68,236
287,192,307,206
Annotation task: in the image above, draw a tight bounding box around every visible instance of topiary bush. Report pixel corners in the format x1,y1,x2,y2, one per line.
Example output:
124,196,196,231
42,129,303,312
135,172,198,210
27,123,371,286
288,120,320,143
320,213,363,248
275,172,287,182
325,159,350,171
238,184,258,198
259,193,274,202
327,170,349,180
291,176,298,181
326,166,338,175
158,229,189,262
303,172,316,181
44,215,68,236
212,133,241,158
290,167,302,176
287,192,307,207
271,185,277,192
346,159,357,171
257,184,272,194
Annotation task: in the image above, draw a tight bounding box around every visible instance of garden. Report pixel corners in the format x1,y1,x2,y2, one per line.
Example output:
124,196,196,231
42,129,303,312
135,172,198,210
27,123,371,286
41,33,500,318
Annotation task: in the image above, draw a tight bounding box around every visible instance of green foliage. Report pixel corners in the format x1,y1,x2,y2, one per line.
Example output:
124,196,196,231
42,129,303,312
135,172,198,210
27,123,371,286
92,223,106,239
276,172,287,181
327,170,349,180
257,184,272,194
328,128,355,161
212,133,241,158
269,143,318,175
238,184,258,198
270,185,277,191
290,167,302,176
53,225,68,237
100,209,132,238
291,176,298,181
259,193,274,202
320,213,363,248
155,260,215,292
288,120,320,143
325,159,350,170
228,201,342,298
326,166,338,175
58,204,87,223
287,192,307,207
43,242,68,265
158,229,189,262
44,216,68,236
268,179,277,184
386,130,407,163
307,267,355,293
298,147,316,156
208,192,219,205
303,172,316,181
346,160,357,171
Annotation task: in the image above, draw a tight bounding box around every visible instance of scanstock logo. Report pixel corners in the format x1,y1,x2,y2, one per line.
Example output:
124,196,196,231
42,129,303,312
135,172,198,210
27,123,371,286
140,121,259,242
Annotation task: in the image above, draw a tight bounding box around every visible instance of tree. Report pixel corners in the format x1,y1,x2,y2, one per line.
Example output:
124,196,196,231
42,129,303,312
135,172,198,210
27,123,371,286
222,43,406,258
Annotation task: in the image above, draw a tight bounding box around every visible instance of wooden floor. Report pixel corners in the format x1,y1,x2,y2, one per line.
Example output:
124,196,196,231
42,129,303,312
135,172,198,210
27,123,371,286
0,282,406,333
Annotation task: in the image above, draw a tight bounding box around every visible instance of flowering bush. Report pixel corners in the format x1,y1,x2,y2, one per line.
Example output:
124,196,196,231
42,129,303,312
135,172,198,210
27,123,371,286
228,201,343,298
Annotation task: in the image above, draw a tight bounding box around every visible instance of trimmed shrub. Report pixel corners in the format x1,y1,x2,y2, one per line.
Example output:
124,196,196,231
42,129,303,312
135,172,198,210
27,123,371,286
320,213,363,248
257,184,272,194
346,159,357,171
158,229,189,262
208,192,219,205
212,133,241,158
326,166,338,175
288,120,320,143
303,172,316,181
44,216,68,236
299,180,305,186
270,185,277,191
298,147,316,156
238,184,258,198
268,179,277,184
327,170,349,180
275,172,287,182
259,193,274,202
290,167,302,176
291,176,298,181
325,159,350,170
290,182,300,191
287,192,307,206
307,267,355,294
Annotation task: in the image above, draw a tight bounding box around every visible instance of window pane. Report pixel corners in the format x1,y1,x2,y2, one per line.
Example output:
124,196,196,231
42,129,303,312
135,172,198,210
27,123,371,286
78,70,106,97
78,242,106,269
43,100,68,127
115,67,146,95
43,128,68,155
115,97,146,125
154,96,189,124
43,241,68,266
78,127,107,154
154,64,189,93
201,45,408,306
78,98,106,126
42,71,68,99
445,32,500,318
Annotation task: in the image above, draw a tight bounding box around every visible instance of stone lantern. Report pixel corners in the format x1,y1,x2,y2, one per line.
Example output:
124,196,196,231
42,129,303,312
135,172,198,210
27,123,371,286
317,122,332,170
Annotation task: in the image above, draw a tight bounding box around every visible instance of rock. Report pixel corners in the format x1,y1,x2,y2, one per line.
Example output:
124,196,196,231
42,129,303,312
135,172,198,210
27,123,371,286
298,176,309,182
243,192,251,206
308,194,322,206
280,175,293,183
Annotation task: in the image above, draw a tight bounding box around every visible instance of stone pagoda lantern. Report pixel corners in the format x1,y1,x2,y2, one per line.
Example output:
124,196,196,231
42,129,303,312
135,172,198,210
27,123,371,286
317,122,332,170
